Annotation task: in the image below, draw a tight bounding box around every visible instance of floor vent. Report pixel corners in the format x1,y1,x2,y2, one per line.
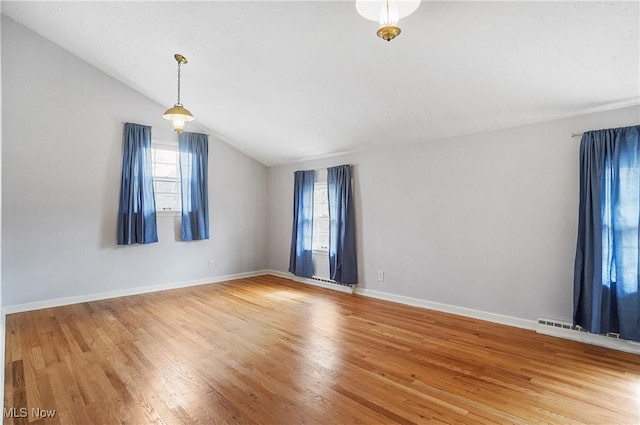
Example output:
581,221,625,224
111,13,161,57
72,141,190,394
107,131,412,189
537,318,621,339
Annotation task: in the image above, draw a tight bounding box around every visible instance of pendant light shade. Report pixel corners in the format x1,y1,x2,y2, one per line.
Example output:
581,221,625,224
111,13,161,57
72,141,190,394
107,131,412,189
163,54,194,133
163,104,194,133
356,0,420,41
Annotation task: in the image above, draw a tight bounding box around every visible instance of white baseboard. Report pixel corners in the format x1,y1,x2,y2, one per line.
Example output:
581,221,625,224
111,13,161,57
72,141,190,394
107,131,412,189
2,270,269,315
4,268,637,355
266,269,290,279
337,285,640,354
270,272,640,353
354,287,537,331
264,269,354,294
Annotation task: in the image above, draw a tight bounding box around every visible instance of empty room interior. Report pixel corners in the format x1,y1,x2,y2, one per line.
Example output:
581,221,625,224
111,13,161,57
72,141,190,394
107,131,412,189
1,1,640,424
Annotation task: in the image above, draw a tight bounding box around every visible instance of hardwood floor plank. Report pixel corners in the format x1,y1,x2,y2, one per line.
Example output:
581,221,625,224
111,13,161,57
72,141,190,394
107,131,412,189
4,276,640,424
11,360,26,425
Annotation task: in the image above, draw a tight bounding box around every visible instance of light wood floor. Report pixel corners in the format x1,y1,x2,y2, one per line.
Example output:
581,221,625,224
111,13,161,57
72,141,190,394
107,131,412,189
4,275,640,425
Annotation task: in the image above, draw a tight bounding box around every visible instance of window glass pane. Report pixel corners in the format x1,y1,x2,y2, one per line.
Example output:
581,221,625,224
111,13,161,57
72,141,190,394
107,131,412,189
316,204,329,217
155,149,177,164
313,185,325,201
151,143,182,212
312,183,330,250
156,193,179,211
315,217,329,229
317,232,329,249
154,180,179,194
155,163,178,178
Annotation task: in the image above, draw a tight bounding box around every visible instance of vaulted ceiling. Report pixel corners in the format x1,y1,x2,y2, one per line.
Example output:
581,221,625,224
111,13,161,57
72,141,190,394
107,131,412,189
3,1,639,166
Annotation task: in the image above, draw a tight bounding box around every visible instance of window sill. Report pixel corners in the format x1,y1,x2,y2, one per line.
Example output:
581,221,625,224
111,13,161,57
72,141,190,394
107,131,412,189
157,211,180,217
312,249,329,254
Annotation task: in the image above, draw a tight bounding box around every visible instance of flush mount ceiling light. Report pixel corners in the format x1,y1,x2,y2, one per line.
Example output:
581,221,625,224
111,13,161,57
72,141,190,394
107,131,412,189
163,54,194,133
356,0,421,41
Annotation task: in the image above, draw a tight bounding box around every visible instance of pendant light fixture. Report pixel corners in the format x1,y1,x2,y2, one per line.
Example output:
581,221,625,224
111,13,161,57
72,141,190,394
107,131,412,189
356,0,420,41
163,54,194,133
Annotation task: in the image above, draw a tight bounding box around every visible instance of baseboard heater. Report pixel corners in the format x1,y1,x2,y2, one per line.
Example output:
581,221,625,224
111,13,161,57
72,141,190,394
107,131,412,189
296,275,354,294
310,276,351,287
537,317,640,354
537,318,621,339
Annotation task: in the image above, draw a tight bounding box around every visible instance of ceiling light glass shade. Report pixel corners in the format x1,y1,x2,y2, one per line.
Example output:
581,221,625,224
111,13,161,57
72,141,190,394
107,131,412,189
356,0,420,41
379,2,399,26
163,104,194,133
356,0,420,22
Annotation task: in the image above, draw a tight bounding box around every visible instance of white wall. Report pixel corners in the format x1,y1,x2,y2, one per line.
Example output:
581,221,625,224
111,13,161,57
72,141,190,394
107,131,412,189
2,13,639,327
267,106,640,323
1,17,268,306
0,12,5,407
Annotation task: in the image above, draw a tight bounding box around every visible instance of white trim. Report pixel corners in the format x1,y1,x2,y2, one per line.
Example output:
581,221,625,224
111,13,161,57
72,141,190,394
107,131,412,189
264,269,354,294
536,318,640,355
354,287,537,331
266,269,291,279
4,268,638,355
267,273,640,352
2,270,268,315
350,287,640,353
152,139,178,149
156,210,181,217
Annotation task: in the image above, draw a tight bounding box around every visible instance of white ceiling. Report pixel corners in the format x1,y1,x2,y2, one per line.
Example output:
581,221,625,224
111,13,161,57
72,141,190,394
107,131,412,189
2,1,639,166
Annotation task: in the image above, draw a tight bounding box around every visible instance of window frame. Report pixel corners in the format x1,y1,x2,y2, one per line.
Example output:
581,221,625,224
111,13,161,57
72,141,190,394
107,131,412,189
151,139,182,217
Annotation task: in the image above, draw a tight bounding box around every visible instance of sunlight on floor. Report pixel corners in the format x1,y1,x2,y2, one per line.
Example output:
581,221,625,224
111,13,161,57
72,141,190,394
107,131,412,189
305,299,342,371
261,288,307,301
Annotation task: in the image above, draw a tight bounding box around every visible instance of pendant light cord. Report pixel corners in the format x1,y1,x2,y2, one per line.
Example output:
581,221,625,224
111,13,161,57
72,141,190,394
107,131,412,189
177,61,182,105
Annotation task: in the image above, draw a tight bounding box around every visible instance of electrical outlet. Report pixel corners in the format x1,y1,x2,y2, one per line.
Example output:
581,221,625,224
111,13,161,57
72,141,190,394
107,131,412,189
208,260,214,270
377,271,384,282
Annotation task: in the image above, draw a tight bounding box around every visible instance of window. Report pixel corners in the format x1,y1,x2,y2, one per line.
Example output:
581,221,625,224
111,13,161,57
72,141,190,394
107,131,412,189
573,126,640,341
151,141,181,214
313,182,329,251
601,153,639,291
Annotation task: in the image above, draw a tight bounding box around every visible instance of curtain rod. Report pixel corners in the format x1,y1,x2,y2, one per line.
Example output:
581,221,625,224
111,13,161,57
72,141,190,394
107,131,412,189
571,133,584,138
121,121,210,136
